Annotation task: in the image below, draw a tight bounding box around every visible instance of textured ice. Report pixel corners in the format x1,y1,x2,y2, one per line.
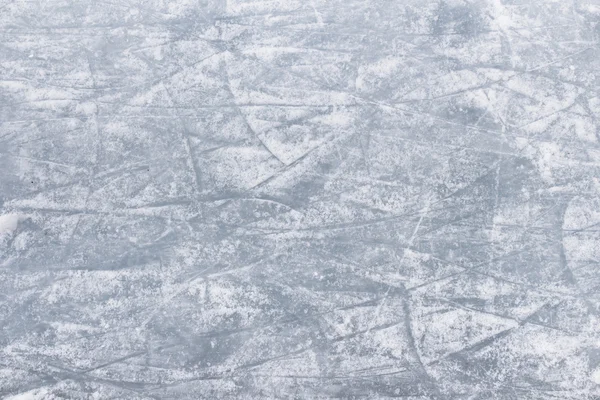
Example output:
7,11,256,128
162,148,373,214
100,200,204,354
1,0,600,399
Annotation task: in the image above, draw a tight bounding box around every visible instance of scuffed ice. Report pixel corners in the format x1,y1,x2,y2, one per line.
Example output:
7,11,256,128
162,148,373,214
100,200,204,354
1,0,600,399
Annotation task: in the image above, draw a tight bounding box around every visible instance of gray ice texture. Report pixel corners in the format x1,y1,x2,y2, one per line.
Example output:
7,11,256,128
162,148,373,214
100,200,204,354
1,0,600,399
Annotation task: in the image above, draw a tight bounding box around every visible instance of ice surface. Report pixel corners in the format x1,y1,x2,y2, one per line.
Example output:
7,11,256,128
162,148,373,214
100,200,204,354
1,0,600,399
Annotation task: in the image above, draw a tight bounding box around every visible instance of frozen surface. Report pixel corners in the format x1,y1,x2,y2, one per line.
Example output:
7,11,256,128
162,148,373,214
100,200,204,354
1,0,600,399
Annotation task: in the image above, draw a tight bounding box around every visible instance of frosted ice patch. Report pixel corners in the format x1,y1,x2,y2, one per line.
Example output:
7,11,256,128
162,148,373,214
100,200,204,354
75,102,97,115
563,197,600,230
0,213,20,238
592,369,600,384
5,388,49,400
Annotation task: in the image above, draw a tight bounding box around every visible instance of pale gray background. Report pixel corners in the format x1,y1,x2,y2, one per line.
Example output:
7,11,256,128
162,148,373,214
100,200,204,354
1,0,600,399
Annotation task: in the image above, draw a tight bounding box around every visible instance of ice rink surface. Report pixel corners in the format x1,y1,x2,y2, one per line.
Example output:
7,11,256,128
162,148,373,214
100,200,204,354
1,0,600,398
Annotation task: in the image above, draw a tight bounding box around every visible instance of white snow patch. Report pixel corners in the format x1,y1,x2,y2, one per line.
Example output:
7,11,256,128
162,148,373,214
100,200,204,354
0,214,20,238
5,388,50,400
356,57,403,92
310,109,354,128
584,4,600,14
75,102,97,116
0,80,28,91
563,197,600,230
528,141,561,183
593,369,600,384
